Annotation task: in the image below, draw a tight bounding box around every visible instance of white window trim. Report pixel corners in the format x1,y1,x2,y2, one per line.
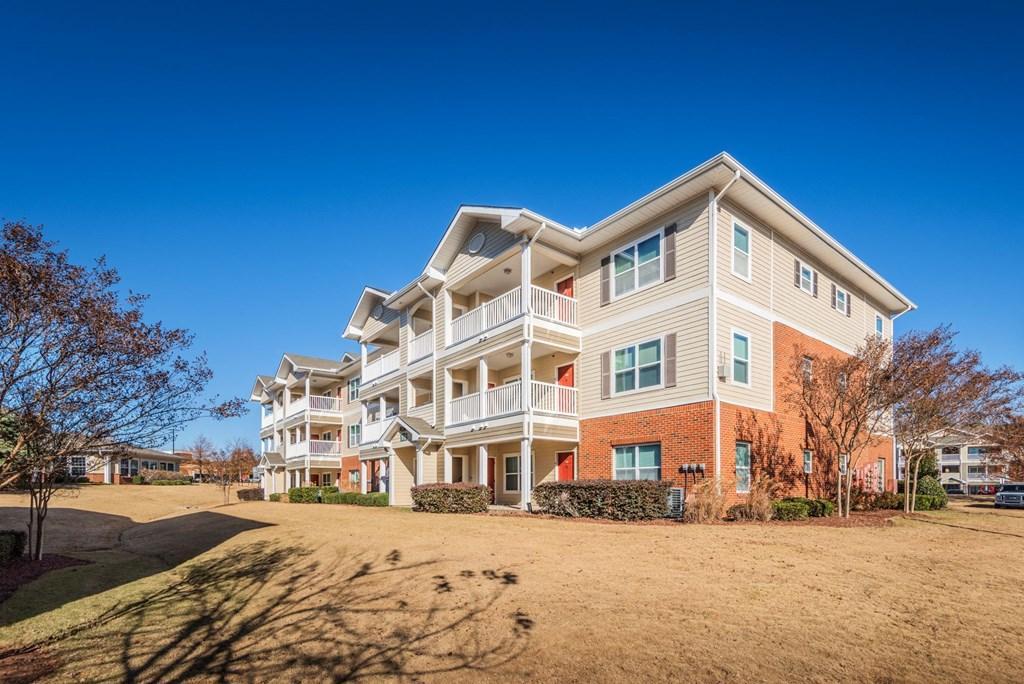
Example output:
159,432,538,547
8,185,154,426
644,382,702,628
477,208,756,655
803,449,813,474
348,424,361,448
874,313,884,339
348,378,360,402
609,227,665,301
610,335,665,397
612,443,662,481
731,221,753,282
798,260,815,296
502,453,520,493
730,328,752,388
834,286,850,315
735,441,752,493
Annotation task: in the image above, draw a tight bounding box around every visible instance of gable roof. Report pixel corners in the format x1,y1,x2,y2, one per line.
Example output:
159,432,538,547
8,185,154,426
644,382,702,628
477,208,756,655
343,286,393,340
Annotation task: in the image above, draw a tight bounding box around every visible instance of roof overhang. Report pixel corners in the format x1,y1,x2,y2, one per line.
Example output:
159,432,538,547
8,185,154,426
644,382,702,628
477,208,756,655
343,286,393,340
383,270,445,309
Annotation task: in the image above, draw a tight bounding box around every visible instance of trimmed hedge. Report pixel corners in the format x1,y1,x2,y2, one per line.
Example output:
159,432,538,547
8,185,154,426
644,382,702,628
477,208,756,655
130,475,146,485
410,483,489,513
287,486,339,503
772,500,810,521
269,493,283,502
532,479,671,521
782,497,835,517
0,529,28,564
236,488,264,501
323,491,390,507
152,479,191,486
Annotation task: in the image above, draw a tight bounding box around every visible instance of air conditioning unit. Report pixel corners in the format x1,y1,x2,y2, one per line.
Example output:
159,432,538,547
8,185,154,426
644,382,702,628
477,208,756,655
667,487,685,518
717,363,729,381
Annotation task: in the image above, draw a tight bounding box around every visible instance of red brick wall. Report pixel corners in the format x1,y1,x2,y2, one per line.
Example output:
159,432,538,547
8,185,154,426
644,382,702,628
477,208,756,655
339,455,361,491
577,322,895,504
579,401,715,486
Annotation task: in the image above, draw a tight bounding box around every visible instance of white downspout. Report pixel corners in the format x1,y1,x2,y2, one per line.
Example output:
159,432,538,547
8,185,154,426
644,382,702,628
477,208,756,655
709,170,741,490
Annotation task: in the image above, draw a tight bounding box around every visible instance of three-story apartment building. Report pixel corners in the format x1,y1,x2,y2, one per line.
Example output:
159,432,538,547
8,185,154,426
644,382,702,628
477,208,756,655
253,153,915,508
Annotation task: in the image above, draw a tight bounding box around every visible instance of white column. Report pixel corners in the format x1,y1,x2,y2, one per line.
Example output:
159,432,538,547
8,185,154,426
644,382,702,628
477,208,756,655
521,238,532,314
521,339,531,412
415,445,425,484
361,401,368,433
520,437,533,511
443,447,453,483
379,395,386,425
478,356,488,417
478,444,488,487
379,458,388,493
443,289,452,346
360,341,368,371
360,461,368,494
387,452,395,503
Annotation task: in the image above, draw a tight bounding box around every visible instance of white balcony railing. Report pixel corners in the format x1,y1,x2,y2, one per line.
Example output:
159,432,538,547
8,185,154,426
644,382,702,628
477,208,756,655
530,380,578,416
530,285,577,327
308,395,345,413
288,439,343,460
361,417,396,445
486,382,522,417
260,408,275,428
409,329,434,363
363,349,400,383
285,396,308,416
450,287,523,345
448,392,482,424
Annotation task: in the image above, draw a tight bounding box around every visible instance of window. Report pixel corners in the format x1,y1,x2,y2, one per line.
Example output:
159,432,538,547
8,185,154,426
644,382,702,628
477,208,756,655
613,338,662,394
349,469,360,485
801,356,813,381
839,454,849,474
838,372,848,391
875,314,884,339
612,232,661,297
322,473,333,487
834,287,850,315
732,223,751,280
803,450,813,474
941,464,959,474
504,455,520,491
321,431,332,442
348,424,361,448
262,403,273,417
731,332,750,386
348,378,360,402
799,262,815,295
735,442,751,492
614,444,661,480
69,456,86,477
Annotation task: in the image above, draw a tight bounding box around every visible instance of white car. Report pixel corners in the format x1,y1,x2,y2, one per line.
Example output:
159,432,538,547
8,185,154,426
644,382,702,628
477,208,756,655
994,483,1024,509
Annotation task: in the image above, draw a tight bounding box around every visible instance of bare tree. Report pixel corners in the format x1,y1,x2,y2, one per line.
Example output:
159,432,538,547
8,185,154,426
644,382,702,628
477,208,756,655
891,326,1022,512
734,411,799,489
989,414,1024,482
0,221,243,559
189,435,215,482
227,438,257,483
782,336,893,517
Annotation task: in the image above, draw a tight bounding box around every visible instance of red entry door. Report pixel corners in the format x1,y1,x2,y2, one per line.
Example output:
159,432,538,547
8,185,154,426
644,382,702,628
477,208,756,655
556,363,575,413
556,363,575,387
487,458,496,503
556,276,575,297
557,451,575,481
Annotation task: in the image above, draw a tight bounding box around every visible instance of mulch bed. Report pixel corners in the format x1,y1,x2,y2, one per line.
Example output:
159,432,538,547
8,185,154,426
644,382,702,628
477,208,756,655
0,554,91,605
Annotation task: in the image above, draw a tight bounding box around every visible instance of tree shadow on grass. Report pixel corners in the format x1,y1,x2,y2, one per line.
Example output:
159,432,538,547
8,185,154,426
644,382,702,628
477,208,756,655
0,507,272,626
2,543,533,681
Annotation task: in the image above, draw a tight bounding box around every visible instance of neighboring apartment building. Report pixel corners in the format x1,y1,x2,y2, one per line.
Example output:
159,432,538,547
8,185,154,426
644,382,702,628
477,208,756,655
928,429,1008,494
250,352,364,496
253,152,914,508
72,447,187,483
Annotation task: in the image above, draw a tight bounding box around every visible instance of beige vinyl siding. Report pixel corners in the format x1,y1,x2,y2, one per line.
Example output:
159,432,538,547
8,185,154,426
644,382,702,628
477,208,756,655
445,420,526,448
533,422,578,441
771,233,874,352
391,450,415,505
717,203,771,308
533,326,582,351
406,403,432,424
532,441,561,486
445,222,520,287
716,299,773,411
579,298,709,418
361,305,400,342
577,197,709,327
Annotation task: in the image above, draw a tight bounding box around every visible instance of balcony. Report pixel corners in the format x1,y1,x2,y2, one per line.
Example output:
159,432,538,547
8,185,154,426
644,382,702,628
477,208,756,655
287,439,344,462
285,394,345,418
260,408,275,429
409,329,434,363
447,380,577,426
448,286,577,347
361,417,397,446
363,349,401,384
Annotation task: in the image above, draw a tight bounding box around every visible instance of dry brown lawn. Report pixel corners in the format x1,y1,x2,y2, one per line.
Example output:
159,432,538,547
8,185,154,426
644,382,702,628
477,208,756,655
1,485,1022,683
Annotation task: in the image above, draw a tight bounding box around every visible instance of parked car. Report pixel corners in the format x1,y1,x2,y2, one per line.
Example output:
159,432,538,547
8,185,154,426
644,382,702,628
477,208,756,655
994,483,1024,509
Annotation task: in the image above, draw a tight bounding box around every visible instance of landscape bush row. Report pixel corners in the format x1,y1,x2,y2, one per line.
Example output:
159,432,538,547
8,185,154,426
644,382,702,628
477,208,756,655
0,529,28,564
533,480,671,520
411,483,490,513
279,486,387,506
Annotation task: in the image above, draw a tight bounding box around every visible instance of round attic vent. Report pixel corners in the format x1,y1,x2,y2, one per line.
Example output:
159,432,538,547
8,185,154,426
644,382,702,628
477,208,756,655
372,303,384,319
466,232,486,255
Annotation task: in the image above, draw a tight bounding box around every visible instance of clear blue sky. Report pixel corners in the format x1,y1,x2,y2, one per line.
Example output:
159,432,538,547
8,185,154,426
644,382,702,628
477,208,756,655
2,2,1021,451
